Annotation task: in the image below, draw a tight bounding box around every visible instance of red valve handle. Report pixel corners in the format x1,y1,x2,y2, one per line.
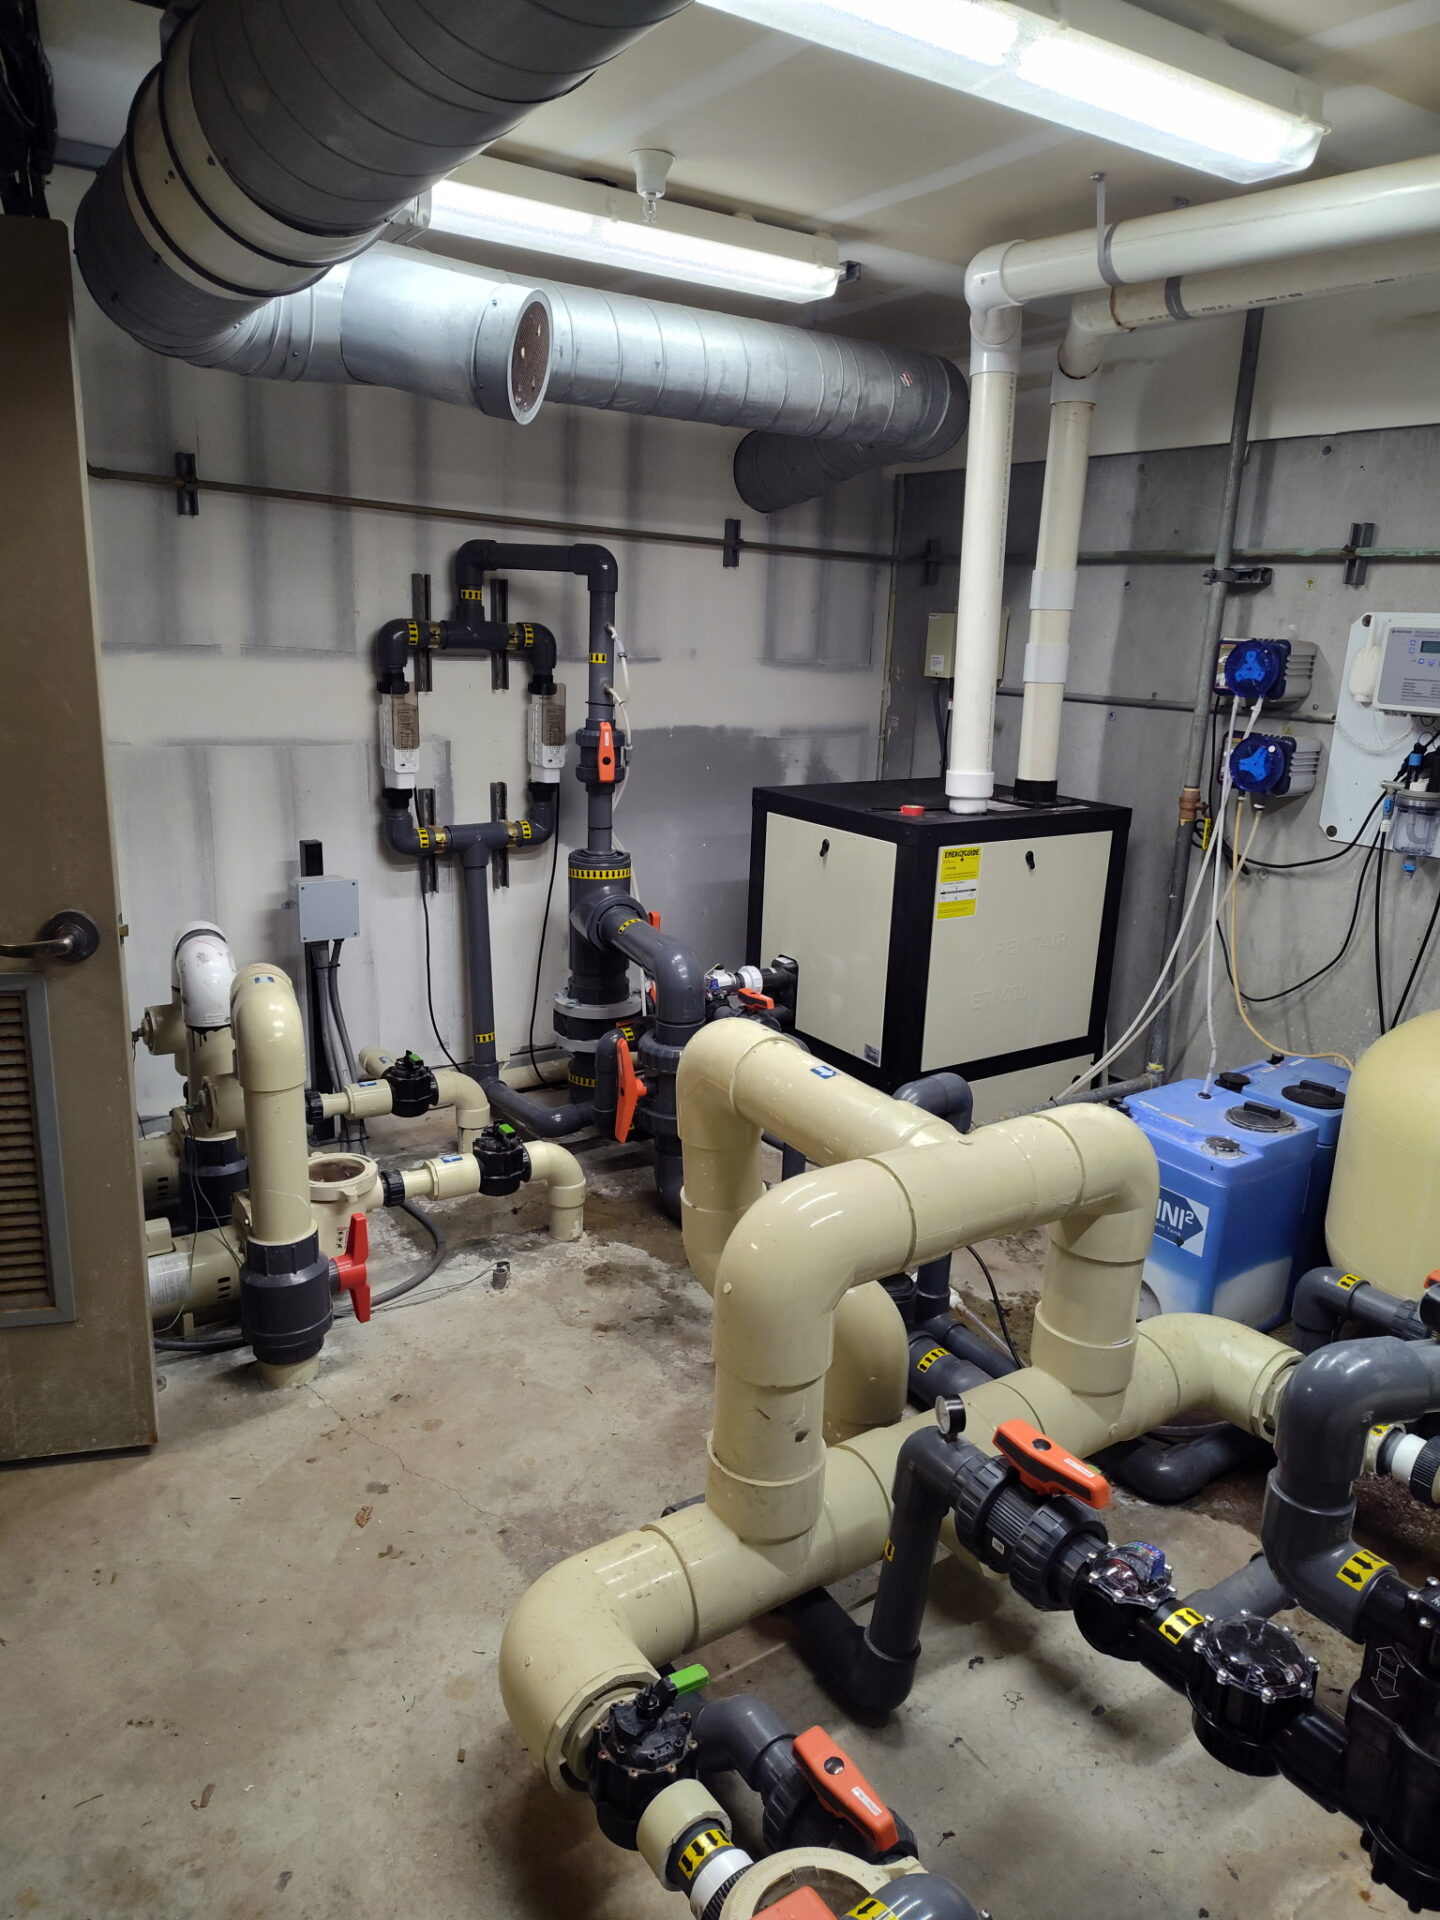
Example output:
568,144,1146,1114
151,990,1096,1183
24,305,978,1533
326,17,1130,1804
334,1211,371,1323
613,1034,649,1144
792,1726,900,1854
993,1418,1110,1509
596,720,617,784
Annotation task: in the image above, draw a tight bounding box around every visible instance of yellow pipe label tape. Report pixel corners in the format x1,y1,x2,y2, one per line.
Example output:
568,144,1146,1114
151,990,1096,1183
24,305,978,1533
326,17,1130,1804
1337,1274,1362,1290
474,1031,496,1046
573,867,631,881
677,1829,729,1882
915,1346,946,1374
1157,1606,1205,1646
590,651,609,665
416,827,431,849
1337,1548,1390,1592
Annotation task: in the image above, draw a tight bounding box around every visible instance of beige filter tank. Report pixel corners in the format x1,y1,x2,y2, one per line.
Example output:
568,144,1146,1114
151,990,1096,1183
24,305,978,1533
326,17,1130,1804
1326,1009,1440,1296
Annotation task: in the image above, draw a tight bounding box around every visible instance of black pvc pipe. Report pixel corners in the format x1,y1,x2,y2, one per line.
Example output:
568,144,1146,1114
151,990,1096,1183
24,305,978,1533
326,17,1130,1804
1097,1425,1272,1505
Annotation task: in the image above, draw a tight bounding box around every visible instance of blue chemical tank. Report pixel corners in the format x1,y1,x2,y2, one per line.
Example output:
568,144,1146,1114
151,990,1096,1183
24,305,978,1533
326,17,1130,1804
1211,1056,1350,1270
1125,1077,1323,1329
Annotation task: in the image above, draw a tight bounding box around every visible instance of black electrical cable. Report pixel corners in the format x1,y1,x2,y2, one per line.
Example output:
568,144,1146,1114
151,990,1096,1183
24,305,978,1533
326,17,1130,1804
0,2,56,218
1214,832,1382,1003
418,873,462,1072
371,1201,448,1309
525,795,566,1085
965,1244,1022,1367
1392,878,1440,1028
932,678,951,770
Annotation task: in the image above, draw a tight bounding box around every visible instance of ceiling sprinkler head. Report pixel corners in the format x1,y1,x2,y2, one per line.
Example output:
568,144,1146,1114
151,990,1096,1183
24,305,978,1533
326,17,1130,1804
630,148,675,225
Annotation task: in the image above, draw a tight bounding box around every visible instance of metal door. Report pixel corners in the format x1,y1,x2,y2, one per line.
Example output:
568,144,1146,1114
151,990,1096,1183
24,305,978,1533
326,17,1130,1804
0,219,156,1459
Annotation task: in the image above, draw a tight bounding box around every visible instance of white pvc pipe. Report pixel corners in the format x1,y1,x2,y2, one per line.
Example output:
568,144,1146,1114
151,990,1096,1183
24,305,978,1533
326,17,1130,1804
946,310,1021,814
1015,376,1099,794
968,154,1440,316
171,922,235,1030
1061,230,1440,377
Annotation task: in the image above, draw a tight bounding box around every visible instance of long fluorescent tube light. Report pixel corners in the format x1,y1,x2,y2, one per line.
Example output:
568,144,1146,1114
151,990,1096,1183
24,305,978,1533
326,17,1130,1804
423,158,842,303
695,0,1328,184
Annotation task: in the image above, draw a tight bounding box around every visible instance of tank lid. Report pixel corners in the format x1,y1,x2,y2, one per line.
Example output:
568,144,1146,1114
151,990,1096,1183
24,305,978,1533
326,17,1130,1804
1281,1079,1346,1111
1225,1101,1297,1134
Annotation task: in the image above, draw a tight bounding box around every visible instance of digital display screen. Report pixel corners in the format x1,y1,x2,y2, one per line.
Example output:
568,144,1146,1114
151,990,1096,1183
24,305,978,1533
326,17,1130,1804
1421,640,1440,656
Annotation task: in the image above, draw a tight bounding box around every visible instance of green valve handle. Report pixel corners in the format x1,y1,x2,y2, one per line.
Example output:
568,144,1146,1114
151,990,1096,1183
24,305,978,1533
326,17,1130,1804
670,1664,709,1696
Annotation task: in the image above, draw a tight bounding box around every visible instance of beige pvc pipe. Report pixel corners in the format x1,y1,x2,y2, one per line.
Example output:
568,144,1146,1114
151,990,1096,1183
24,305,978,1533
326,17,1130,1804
500,1314,1296,1789
500,1025,1298,1785
1015,379,1098,792
321,1066,492,1147
678,1020,957,1443
231,963,313,1246
397,1138,586,1241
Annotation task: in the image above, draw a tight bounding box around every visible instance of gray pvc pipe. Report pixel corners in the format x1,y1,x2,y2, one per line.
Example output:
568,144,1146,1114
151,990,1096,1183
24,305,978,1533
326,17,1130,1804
1262,1336,1440,1634
1185,1552,1293,1620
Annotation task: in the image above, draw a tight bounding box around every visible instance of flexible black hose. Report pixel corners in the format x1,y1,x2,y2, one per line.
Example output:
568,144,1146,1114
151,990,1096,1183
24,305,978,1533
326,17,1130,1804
155,1200,450,1352
371,1200,447,1309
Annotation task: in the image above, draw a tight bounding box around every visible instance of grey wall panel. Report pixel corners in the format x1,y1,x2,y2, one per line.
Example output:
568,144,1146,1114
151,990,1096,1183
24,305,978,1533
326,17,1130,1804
890,423,1440,1083
56,156,888,1116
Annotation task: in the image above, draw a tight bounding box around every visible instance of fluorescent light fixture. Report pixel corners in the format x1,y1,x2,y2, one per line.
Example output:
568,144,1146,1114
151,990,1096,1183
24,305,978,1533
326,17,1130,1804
695,0,1328,184
423,158,842,303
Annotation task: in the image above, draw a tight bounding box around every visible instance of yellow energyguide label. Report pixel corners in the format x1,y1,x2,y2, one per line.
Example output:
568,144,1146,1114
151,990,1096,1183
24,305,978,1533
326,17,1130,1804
1158,1606,1205,1646
1337,1548,1390,1591
936,844,981,921
677,1829,728,1881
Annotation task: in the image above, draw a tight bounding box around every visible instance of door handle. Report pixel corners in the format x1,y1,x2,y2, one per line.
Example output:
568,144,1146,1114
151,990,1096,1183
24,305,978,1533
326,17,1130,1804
0,909,101,962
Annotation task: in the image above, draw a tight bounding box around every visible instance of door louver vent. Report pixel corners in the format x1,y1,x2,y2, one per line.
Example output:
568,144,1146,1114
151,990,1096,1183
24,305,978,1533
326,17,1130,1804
0,991,53,1308
0,978,73,1324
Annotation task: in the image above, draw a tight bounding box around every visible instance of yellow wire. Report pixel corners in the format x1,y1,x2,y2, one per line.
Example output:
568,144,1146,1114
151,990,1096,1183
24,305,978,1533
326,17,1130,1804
1229,798,1355,1071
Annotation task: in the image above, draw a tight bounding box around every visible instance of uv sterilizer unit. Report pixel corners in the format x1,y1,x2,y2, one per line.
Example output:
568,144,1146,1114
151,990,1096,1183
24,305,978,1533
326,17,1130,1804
747,779,1129,1118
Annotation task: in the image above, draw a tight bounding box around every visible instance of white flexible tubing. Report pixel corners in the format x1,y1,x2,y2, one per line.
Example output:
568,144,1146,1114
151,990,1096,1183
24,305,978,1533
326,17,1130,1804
1074,697,1263,1093
1067,827,1225,1088
1202,695,1264,1094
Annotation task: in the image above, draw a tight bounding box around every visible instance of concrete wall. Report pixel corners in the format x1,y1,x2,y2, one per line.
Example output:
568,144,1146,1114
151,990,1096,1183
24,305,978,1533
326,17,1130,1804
886,420,1440,1082
54,171,889,1115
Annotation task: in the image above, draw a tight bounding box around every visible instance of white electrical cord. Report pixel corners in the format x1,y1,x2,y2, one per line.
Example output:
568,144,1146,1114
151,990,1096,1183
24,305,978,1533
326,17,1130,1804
1070,695,1263,1094
1201,694,1263,1095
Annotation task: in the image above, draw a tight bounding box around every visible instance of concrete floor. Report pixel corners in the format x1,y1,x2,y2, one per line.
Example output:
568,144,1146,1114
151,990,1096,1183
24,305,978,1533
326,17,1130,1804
0,1124,1424,1920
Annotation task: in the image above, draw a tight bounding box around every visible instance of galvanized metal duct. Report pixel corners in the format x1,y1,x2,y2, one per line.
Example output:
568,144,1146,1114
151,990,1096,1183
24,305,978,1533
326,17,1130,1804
73,0,685,371
198,244,970,509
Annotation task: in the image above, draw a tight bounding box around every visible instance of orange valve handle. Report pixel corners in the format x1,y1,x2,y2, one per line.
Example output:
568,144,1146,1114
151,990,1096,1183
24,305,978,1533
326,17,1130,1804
334,1211,372,1324
993,1418,1110,1509
596,720,617,784
737,987,775,1010
761,1895,838,1920
792,1726,900,1854
613,1034,649,1144
646,909,662,930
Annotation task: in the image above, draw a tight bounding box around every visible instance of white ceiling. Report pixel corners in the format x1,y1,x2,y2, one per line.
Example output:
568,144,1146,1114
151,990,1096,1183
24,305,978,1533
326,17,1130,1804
39,0,1440,354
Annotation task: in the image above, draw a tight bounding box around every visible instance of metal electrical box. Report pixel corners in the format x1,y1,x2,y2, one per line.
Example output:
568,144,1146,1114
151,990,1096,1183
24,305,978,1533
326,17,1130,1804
748,779,1128,1121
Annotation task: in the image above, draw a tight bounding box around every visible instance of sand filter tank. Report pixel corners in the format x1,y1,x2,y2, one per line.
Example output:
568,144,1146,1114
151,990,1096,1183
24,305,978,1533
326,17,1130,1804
1326,1010,1440,1297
